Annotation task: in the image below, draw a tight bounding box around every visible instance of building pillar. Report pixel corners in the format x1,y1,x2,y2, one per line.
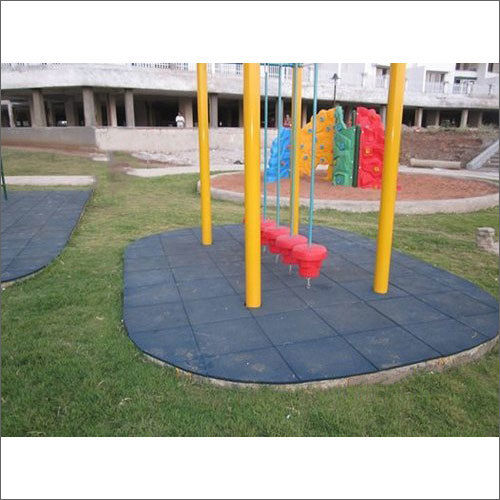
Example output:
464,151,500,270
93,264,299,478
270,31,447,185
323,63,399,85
95,97,103,126
460,109,469,129
124,90,135,127
427,109,440,127
7,101,15,127
46,101,56,127
301,102,307,126
64,98,77,126
239,99,244,127
82,87,96,126
179,96,194,127
379,105,387,126
414,108,423,128
209,93,218,128
469,110,483,128
107,94,117,127
31,89,47,127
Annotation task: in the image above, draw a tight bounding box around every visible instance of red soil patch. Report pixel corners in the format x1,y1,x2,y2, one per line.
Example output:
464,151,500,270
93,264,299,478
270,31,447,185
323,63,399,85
212,171,498,201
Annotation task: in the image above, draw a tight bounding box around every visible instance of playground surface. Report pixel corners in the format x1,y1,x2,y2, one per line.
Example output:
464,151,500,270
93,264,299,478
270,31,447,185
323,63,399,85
123,224,498,386
212,171,498,201
1,190,91,282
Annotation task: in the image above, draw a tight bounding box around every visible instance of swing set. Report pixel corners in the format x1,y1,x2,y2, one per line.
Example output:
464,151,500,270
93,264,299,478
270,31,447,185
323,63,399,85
196,62,406,309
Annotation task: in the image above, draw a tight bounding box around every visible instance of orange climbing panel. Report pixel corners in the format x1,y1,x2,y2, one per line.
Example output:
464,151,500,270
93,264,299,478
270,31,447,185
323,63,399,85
297,108,335,178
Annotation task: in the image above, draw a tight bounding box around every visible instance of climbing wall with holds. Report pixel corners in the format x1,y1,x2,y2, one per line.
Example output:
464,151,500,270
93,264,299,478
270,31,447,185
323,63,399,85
297,108,335,176
333,107,356,187
266,128,292,182
355,107,385,189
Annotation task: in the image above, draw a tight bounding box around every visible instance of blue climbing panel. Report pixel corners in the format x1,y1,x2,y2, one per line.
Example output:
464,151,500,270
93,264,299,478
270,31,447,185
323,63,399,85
266,128,291,182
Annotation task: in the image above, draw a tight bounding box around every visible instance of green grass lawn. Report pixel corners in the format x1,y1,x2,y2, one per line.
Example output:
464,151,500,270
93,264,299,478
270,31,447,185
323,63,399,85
1,147,499,436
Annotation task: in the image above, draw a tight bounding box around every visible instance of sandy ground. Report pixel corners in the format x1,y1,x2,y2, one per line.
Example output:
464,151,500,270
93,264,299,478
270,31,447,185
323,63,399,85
211,171,499,201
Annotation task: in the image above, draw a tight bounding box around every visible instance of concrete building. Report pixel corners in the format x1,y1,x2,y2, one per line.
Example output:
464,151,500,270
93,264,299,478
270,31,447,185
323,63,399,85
1,63,498,152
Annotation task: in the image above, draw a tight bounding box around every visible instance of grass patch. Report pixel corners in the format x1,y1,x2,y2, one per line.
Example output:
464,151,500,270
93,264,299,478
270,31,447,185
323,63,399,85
1,148,499,436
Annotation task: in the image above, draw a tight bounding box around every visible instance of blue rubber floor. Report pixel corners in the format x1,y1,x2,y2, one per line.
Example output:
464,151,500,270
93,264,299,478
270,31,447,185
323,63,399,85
123,225,499,384
1,190,91,282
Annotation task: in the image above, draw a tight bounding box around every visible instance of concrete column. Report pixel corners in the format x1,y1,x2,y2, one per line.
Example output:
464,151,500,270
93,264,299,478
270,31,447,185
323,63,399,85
301,102,307,126
469,110,483,128
238,99,244,127
82,87,96,126
379,105,387,126
31,89,47,127
209,93,218,128
107,94,117,127
64,98,77,126
124,90,135,127
135,99,148,127
179,96,193,128
95,98,103,126
427,109,440,127
460,109,469,129
7,101,15,127
46,101,56,127
414,108,423,128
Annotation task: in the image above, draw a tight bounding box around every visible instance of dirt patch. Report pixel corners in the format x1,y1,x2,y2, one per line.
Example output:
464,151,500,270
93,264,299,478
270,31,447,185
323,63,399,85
400,128,497,165
212,171,499,201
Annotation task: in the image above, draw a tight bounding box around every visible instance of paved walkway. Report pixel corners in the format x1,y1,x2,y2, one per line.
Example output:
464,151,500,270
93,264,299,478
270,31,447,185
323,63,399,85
124,164,243,177
6,175,96,186
123,224,498,387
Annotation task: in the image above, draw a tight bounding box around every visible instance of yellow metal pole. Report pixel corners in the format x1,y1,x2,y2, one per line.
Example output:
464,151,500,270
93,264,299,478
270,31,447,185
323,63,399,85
196,63,212,246
373,63,406,294
244,63,261,308
291,65,302,235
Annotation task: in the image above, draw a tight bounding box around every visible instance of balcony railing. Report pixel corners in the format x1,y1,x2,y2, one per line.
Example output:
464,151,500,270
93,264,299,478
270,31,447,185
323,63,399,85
425,81,445,94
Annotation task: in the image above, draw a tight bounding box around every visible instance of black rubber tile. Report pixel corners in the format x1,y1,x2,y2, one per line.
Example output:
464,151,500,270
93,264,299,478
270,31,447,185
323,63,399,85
172,264,224,283
184,294,251,325
124,283,180,308
131,327,204,372
204,346,298,383
166,250,213,268
321,261,372,283
418,291,496,318
457,312,499,339
341,279,408,301
122,225,498,384
192,226,233,241
256,309,335,345
368,296,448,325
125,302,189,335
278,336,377,380
389,274,452,295
124,256,170,273
124,269,175,289
291,281,360,308
1,190,90,282
193,317,271,357
315,302,396,335
405,319,487,356
346,326,440,370
227,272,286,294
177,277,236,301
249,288,308,317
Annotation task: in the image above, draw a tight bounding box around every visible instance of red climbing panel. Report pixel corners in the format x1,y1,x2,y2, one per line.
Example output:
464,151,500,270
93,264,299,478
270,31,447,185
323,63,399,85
355,107,385,189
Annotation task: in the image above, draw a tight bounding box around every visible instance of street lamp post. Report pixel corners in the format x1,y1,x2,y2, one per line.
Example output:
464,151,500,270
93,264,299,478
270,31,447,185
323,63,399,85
331,73,339,107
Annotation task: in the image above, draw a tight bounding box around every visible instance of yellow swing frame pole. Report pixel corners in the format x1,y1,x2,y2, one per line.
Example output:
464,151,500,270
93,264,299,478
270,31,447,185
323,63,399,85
243,63,261,308
373,63,406,294
196,63,212,245
291,65,302,235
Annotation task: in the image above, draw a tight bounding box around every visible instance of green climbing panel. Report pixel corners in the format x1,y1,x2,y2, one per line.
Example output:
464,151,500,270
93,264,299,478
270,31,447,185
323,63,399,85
333,107,356,187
